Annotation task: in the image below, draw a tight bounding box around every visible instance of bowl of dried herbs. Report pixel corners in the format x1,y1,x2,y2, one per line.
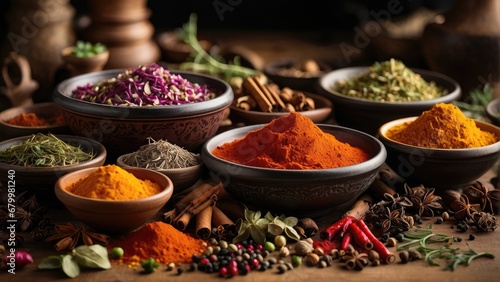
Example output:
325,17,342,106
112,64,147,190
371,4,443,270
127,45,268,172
0,133,106,190
317,58,461,135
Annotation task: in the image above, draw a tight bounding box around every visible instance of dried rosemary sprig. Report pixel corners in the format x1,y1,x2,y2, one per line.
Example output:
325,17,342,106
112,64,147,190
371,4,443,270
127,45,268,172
0,133,95,167
120,137,200,170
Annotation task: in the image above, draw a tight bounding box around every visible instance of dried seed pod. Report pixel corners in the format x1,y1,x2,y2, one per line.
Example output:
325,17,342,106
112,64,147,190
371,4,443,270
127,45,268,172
330,249,340,259
318,260,328,268
372,259,381,266
320,254,333,266
386,237,398,247
409,249,422,260
304,253,320,267
441,211,450,221
282,103,296,112
441,190,462,205
405,215,415,228
313,247,324,256
294,240,314,256
368,250,380,261
399,251,410,264
279,246,290,258
279,88,294,102
297,218,319,237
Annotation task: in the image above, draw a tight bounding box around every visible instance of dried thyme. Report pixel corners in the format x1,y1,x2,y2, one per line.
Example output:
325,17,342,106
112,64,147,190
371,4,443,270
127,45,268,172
120,138,200,169
0,133,94,167
333,58,447,102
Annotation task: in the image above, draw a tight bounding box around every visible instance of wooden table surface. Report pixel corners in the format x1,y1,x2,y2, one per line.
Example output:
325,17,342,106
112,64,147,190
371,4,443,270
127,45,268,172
2,30,500,281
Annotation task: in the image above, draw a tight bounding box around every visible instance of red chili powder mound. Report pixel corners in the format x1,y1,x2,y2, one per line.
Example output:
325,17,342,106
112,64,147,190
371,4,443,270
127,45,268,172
212,112,370,169
112,221,206,264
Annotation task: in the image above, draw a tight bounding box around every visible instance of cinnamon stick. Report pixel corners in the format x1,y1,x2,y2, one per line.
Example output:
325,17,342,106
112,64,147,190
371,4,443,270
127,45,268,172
175,196,216,230
242,77,272,112
195,206,213,239
212,205,234,227
369,178,397,200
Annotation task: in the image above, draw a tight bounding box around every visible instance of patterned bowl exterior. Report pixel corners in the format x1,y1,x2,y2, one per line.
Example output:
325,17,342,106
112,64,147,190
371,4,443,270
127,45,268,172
53,69,233,156
202,124,387,214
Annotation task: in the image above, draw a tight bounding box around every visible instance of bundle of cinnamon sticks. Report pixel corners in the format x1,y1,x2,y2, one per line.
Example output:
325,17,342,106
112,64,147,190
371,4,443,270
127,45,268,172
163,181,244,240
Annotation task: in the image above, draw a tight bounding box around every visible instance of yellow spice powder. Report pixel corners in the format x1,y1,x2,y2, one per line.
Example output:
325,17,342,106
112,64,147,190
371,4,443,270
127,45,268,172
67,165,161,200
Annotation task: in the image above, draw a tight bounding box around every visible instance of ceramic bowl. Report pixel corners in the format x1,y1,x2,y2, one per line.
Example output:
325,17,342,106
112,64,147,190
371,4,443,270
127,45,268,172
201,124,387,216
0,102,70,141
0,135,106,190
53,69,233,156
486,97,500,126
156,31,214,63
378,117,500,188
264,59,331,92
116,153,203,192
55,166,174,233
229,92,332,124
317,67,461,135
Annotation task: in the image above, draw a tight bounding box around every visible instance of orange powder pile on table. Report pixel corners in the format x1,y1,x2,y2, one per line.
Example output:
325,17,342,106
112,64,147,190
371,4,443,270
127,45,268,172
67,165,162,200
112,221,206,264
212,112,370,169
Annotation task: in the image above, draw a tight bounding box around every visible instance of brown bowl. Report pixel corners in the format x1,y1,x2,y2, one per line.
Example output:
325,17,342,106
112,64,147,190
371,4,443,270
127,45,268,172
229,92,332,124
0,135,106,191
378,117,500,188
264,59,331,92
116,153,203,192
53,69,234,156
0,102,70,141
156,31,214,63
486,97,500,126
55,166,174,234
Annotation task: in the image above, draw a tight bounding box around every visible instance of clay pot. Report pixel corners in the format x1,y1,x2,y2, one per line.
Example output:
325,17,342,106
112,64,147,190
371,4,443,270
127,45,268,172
421,0,500,100
61,47,110,77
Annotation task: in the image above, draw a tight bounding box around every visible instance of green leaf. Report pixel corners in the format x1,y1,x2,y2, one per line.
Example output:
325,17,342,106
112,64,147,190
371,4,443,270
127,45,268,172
74,245,111,269
249,225,266,245
244,209,255,222
62,254,80,278
252,210,262,222
283,216,298,227
255,218,270,229
264,211,274,221
38,255,63,270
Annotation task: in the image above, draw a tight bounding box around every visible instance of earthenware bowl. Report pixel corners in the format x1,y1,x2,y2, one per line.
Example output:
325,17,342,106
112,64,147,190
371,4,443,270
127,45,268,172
201,124,386,216
53,69,233,156
116,153,203,192
156,31,214,63
264,59,331,92
378,117,500,188
229,92,332,124
0,135,106,190
486,97,500,126
317,67,461,135
0,102,70,141
54,166,174,234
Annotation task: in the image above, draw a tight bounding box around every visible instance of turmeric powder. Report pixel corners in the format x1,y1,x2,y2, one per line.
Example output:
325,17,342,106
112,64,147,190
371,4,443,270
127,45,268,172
67,165,162,200
386,103,498,148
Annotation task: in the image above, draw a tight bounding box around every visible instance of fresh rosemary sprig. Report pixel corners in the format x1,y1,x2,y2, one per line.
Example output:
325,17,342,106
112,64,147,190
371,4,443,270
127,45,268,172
176,13,260,84
454,83,493,120
397,226,495,271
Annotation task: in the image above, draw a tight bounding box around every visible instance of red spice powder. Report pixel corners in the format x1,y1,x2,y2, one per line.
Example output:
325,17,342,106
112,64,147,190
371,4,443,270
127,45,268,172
212,112,370,169
112,221,206,264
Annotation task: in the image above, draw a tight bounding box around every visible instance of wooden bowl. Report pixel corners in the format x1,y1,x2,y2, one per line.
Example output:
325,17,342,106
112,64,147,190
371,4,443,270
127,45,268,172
55,166,174,234
0,102,70,141
230,92,332,125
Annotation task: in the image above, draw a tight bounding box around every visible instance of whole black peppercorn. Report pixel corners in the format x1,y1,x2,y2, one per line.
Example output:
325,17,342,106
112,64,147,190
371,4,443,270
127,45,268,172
177,267,184,275
395,233,405,242
468,234,476,240
435,217,444,224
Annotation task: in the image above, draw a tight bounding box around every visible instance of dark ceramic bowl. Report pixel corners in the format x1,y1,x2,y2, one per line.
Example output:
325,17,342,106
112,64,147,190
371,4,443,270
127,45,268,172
0,135,106,190
486,97,500,126
53,69,233,156
229,92,332,125
264,59,331,92
378,117,500,188
0,102,70,141
55,166,174,233
317,67,461,135
202,124,386,216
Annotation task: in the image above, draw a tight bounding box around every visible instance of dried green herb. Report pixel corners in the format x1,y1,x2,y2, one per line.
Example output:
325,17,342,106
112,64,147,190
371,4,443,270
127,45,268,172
120,137,200,169
0,133,95,167
334,58,447,102
71,40,107,58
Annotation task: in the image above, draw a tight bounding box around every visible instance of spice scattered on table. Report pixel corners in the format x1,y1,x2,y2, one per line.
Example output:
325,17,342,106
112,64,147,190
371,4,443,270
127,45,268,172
71,63,218,106
111,221,206,265
0,133,94,167
120,137,201,169
66,165,162,200
386,103,498,148
212,112,369,169
333,58,447,102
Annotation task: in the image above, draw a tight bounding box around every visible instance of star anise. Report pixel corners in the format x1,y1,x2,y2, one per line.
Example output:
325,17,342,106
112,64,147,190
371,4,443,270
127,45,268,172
379,192,413,210
30,218,54,241
379,207,410,234
211,224,237,242
45,222,110,252
448,194,480,221
405,185,443,217
14,205,48,231
463,181,500,215
472,211,497,232
341,250,370,270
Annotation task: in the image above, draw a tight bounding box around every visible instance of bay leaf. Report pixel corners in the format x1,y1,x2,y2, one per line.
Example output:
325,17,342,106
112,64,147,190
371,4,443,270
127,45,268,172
62,254,80,278
38,255,63,269
74,245,111,269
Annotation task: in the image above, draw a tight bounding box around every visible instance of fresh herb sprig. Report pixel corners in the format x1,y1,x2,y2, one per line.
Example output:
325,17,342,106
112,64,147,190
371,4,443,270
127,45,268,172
177,14,260,84
454,83,493,120
397,226,495,271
